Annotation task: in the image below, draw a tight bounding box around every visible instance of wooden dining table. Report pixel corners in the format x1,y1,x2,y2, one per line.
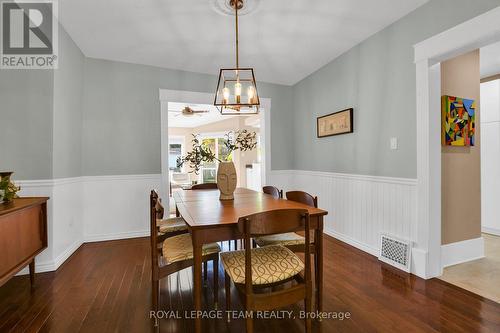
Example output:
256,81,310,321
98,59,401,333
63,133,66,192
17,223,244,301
173,187,328,332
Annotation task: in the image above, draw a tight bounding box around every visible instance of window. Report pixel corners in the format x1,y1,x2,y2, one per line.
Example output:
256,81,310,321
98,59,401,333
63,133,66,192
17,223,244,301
168,143,183,172
200,135,232,183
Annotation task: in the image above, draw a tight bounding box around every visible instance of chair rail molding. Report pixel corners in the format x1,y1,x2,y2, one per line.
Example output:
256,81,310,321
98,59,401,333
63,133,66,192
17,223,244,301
414,5,500,279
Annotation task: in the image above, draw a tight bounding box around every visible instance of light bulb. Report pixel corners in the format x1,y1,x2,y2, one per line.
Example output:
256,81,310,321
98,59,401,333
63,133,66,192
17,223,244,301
223,87,230,104
234,82,242,97
234,82,242,104
247,86,255,103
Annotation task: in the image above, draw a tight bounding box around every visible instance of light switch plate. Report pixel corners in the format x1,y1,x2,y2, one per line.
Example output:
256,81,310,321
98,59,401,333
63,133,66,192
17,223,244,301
390,137,398,150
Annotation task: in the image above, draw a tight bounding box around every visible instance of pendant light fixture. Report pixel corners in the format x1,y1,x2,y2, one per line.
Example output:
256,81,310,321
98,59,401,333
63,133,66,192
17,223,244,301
214,0,260,115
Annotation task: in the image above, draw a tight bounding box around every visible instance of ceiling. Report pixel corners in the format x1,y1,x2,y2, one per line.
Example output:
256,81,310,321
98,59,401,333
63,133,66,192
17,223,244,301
59,0,429,85
481,41,500,79
168,102,236,128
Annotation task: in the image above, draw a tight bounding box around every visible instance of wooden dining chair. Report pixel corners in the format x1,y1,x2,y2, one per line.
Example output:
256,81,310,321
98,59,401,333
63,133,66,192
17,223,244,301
150,190,221,317
151,190,188,242
191,183,218,190
262,185,283,199
221,209,313,333
254,190,318,250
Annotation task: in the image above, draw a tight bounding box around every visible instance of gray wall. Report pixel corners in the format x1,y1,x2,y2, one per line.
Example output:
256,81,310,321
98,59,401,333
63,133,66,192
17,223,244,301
0,67,54,179
82,58,293,176
52,27,85,178
291,0,500,178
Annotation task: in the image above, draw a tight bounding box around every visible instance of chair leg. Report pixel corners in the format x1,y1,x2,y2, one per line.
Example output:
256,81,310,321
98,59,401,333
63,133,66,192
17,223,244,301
225,272,231,322
245,316,254,333
213,258,219,310
252,239,256,248
233,239,238,250
305,279,312,333
152,278,159,325
204,261,208,285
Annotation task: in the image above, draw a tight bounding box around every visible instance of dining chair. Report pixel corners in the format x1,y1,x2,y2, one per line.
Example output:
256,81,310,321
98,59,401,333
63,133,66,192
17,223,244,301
191,183,218,190
151,190,188,242
221,209,313,333
262,185,283,198
254,190,318,250
150,190,221,315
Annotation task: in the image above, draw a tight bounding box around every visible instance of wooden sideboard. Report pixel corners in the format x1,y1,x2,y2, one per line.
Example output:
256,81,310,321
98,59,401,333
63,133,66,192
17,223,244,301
0,197,49,288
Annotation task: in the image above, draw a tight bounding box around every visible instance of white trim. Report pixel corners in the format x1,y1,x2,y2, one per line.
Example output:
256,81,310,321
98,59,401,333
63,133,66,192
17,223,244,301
290,170,417,186
84,230,149,243
324,227,379,257
482,227,500,237
414,6,500,278
17,238,83,275
441,237,485,268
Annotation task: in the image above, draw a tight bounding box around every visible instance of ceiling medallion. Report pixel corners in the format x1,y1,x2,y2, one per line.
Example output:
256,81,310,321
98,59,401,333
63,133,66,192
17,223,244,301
213,0,260,115
210,0,261,17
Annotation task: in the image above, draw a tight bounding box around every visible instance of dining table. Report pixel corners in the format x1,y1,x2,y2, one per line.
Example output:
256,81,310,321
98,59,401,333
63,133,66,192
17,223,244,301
173,187,328,332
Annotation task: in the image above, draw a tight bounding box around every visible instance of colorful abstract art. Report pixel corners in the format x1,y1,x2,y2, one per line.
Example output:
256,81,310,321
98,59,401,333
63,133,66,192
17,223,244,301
442,95,476,146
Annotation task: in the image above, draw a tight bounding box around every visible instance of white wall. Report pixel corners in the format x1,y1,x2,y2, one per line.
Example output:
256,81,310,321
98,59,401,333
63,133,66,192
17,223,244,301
481,79,500,236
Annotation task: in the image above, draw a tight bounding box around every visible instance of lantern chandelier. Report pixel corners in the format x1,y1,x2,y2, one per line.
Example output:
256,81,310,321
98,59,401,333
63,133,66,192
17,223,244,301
214,0,260,115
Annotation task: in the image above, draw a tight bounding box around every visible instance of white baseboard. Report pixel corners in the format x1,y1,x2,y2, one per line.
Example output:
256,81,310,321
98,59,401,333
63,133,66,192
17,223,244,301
84,230,149,243
441,237,485,268
17,238,83,275
482,226,500,237
324,227,379,257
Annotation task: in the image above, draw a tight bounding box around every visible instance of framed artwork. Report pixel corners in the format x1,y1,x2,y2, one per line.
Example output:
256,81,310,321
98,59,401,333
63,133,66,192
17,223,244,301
317,108,353,138
442,95,476,146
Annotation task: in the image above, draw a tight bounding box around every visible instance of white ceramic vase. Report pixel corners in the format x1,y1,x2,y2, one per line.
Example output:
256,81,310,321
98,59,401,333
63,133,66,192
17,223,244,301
216,161,237,200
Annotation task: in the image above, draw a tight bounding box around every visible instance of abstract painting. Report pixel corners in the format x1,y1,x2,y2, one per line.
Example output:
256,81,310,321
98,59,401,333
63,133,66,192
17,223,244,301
442,95,476,146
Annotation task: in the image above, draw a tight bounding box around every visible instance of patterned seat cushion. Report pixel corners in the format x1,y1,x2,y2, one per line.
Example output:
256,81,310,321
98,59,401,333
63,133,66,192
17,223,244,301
157,217,188,234
162,234,220,264
220,245,304,285
254,232,305,247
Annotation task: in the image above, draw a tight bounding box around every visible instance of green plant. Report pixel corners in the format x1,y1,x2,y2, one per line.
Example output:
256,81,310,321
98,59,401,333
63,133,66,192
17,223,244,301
177,130,258,174
0,174,20,203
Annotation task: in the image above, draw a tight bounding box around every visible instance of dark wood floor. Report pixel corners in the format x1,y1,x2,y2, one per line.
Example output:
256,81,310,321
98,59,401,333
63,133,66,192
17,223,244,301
1,235,499,333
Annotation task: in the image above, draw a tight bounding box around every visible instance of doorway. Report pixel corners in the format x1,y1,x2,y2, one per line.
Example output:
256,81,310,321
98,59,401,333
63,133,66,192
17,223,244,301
414,6,500,279
159,89,271,208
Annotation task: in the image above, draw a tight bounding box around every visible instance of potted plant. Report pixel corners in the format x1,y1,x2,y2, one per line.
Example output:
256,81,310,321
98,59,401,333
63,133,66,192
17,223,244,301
177,130,257,200
0,172,21,204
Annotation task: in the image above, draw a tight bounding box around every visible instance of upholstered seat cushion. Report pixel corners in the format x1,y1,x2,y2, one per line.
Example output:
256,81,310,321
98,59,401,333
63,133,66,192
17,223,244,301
254,232,305,247
162,234,220,263
157,217,188,234
220,245,304,285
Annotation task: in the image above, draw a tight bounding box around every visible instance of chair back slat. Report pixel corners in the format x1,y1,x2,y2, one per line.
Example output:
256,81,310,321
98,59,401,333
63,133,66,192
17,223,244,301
238,209,308,236
262,186,283,199
150,190,160,269
286,191,318,208
191,183,218,190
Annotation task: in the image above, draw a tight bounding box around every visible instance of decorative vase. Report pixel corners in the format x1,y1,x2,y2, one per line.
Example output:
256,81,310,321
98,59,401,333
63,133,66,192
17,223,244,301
216,161,237,200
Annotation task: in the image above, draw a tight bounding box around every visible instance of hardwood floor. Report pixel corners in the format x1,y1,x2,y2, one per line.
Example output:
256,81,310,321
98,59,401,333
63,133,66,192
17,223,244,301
1,235,499,332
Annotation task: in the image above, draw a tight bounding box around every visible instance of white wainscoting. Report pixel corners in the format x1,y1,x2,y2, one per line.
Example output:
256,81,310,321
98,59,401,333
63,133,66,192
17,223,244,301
16,178,84,274
15,174,161,274
269,170,419,272
82,174,161,242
